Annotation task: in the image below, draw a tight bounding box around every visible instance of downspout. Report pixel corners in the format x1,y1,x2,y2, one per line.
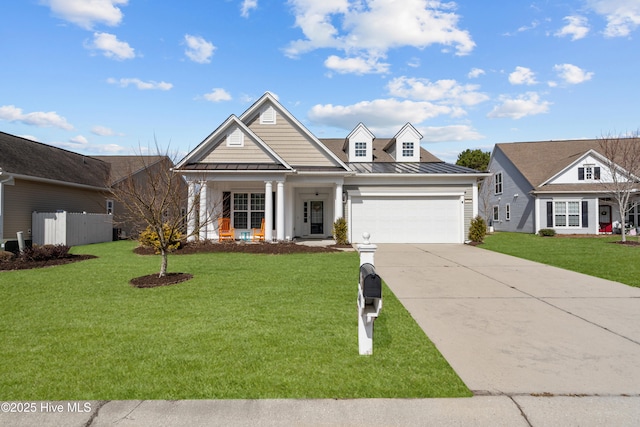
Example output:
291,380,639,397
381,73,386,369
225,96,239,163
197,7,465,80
0,169,16,247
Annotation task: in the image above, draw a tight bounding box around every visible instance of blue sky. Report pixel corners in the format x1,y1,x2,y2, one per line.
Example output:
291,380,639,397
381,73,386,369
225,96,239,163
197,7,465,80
1,1,639,163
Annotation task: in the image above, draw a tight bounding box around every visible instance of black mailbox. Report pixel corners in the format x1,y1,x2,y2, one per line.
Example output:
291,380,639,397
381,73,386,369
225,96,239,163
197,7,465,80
359,263,381,299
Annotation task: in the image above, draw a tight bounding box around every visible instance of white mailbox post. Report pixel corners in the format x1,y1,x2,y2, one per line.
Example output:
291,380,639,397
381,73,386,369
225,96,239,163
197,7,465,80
357,232,382,355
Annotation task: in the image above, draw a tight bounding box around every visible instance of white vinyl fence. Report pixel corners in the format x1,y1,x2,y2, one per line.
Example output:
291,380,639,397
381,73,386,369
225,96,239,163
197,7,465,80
32,211,113,246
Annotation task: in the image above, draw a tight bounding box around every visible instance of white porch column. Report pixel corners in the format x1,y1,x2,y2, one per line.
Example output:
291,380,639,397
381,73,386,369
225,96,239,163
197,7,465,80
199,181,208,240
472,182,479,218
334,183,343,221
276,181,285,241
264,181,273,242
187,181,197,242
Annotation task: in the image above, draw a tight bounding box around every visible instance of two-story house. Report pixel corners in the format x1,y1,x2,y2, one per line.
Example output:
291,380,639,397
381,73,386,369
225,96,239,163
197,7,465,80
174,92,488,243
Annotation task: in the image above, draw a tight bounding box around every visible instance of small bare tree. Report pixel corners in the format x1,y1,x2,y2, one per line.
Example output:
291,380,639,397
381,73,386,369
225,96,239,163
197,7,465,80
598,131,640,242
108,142,215,277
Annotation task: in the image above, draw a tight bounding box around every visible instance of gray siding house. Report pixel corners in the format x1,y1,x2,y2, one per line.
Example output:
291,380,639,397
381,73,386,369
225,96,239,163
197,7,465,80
484,138,640,235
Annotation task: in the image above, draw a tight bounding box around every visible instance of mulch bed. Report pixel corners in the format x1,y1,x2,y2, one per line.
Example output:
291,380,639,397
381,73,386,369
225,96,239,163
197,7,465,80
130,272,194,288
0,254,97,271
133,240,348,256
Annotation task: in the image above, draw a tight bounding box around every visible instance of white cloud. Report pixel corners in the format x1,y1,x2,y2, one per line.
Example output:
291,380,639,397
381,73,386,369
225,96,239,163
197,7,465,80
387,76,489,106
285,0,475,75
487,92,551,119
0,105,74,130
18,134,40,142
419,125,484,142
203,88,232,102
553,63,594,84
509,66,538,85
184,34,216,64
468,68,485,78
587,0,640,37
107,78,173,90
555,15,590,40
308,98,452,132
87,32,135,60
324,55,390,75
91,125,115,136
43,0,128,30
70,135,88,145
241,0,258,17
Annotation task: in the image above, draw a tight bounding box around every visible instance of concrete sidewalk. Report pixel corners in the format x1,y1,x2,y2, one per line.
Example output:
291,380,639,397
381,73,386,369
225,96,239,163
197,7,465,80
3,244,640,426
3,396,640,426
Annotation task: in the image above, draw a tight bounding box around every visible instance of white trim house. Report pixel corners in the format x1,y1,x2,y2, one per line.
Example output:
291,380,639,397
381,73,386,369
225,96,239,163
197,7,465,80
175,92,487,243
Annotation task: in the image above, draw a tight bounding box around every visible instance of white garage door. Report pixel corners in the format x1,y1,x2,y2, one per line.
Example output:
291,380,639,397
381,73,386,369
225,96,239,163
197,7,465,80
350,195,463,243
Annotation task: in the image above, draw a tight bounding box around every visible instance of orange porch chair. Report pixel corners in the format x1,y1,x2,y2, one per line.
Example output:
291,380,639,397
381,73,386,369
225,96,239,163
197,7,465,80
218,217,235,242
252,218,265,242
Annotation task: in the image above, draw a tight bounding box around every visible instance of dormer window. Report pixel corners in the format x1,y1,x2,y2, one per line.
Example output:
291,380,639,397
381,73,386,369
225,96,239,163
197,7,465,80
260,106,276,125
355,142,367,157
402,142,414,158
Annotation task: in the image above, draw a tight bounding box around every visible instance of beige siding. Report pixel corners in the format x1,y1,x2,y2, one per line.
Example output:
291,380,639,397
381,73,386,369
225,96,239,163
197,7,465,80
201,133,277,164
464,186,474,240
247,111,336,167
3,179,107,241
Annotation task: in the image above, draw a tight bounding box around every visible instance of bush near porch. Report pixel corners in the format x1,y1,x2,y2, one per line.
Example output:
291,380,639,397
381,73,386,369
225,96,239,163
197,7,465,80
0,241,470,400
481,232,640,288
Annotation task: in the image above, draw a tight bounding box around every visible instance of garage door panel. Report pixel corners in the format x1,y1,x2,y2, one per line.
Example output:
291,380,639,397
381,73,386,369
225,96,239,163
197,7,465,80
351,196,461,243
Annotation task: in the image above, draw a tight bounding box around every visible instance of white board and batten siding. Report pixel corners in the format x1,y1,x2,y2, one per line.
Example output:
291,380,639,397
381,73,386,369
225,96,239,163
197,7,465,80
32,212,112,246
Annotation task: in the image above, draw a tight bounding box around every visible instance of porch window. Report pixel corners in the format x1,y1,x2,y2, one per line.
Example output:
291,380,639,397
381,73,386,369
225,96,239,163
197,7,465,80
554,201,580,227
628,202,640,227
232,192,265,229
354,142,366,157
402,142,414,157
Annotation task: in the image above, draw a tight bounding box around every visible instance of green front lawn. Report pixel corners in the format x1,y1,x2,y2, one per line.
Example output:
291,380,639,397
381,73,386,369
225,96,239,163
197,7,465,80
0,241,470,400
482,232,640,288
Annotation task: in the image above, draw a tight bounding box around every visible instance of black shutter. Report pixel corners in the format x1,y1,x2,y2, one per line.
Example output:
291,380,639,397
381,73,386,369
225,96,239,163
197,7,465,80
582,201,588,228
578,167,584,180
594,167,601,180
223,192,231,218
546,201,553,227
272,191,276,227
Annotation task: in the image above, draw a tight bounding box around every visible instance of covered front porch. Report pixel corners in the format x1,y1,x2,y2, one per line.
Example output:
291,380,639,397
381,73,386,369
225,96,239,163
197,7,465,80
185,173,346,242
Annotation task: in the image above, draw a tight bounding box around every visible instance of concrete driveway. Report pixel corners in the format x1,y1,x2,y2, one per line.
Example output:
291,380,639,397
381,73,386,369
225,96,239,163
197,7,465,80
374,244,640,396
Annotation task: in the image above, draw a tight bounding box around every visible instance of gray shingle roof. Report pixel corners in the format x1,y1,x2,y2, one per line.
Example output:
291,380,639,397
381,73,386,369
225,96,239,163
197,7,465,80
0,131,110,188
320,138,442,163
348,162,480,174
93,155,169,184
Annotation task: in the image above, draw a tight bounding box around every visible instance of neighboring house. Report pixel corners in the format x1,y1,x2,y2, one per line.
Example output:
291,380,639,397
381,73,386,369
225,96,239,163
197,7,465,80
94,155,188,239
0,132,111,249
485,138,640,235
174,92,487,244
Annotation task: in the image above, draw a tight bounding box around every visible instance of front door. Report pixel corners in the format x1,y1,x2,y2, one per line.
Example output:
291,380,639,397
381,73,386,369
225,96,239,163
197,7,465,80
599,205,612,231
310,201,324,235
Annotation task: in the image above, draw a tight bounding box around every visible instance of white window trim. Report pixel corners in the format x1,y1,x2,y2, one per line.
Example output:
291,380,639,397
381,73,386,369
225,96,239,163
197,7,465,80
106,199,114,214
402,142,414,158
493,205,499,222
232,192,265,229
553,200,582,228
505,203,511,221
354,141,367,157
494,172,503,195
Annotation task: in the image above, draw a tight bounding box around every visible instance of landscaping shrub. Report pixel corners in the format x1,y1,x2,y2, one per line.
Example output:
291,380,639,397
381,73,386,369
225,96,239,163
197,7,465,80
538,228,556,237
139,224,182,254
0,250,15,261
20,244,71,262
332,217,349,245
468,216,487,243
